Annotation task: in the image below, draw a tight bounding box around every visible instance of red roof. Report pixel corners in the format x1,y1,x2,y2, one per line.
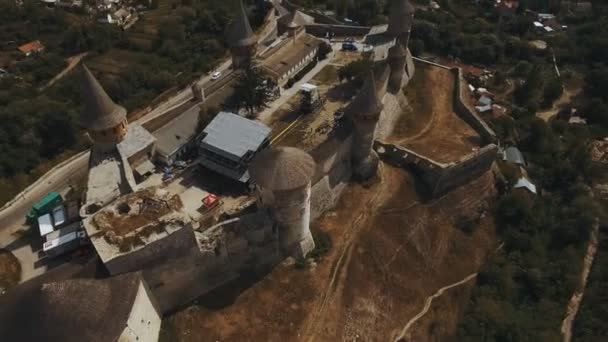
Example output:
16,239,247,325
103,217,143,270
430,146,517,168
18,40,44,55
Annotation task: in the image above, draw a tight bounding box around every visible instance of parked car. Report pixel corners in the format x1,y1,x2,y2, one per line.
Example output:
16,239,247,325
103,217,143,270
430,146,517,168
211,71,222,80
342,42,358,51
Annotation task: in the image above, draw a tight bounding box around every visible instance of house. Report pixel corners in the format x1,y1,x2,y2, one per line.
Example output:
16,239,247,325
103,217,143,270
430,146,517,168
18,40,44,56
154,105,202,166
501,146,526,166
197,111,271,182
514,177,537,194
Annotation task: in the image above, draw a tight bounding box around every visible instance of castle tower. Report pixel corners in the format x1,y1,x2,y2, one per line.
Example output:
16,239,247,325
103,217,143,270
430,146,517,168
387,0,416,48
78,63,128,152
249,147,316,259
349,70,383,180
227,0,257,68
387,42,407,93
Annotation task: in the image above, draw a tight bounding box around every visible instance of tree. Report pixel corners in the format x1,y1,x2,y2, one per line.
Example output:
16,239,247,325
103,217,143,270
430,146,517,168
228,63,275,117
541,76,563,109
514,65,544,110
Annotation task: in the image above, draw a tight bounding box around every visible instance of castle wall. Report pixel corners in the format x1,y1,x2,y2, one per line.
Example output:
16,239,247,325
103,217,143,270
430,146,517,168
309,131,353,220
433,144,498,196
451,67,497,144
104,224,197,276
140,212,278,313
374,140,497,197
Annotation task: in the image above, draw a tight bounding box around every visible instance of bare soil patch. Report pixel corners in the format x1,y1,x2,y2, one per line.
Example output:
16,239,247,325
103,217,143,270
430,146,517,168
170,164,498,341
390,63,482,163
0,249,21,289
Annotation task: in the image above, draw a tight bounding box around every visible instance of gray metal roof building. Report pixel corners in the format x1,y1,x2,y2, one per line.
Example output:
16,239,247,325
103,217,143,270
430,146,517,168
502,146,526,165
198,112,271,182
154,105,201,163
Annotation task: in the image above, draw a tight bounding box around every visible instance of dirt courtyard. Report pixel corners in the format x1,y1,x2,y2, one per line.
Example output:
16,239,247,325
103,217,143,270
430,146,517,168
390,62,482,163
169,163,499,341
0,249,20,290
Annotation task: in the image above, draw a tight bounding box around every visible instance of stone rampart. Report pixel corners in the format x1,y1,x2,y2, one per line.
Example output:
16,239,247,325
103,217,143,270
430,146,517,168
309,129,353,220
374,140,497,197
451,67,497,144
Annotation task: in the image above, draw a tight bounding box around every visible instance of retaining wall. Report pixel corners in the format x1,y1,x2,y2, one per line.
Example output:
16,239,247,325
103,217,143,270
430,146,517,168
375,140,497,197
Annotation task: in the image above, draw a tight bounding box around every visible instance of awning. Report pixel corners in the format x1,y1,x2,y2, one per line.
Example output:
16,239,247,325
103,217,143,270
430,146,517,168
134,159,155,176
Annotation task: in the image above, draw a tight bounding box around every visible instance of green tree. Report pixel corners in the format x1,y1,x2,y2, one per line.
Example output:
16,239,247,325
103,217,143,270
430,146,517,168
228,63,275,117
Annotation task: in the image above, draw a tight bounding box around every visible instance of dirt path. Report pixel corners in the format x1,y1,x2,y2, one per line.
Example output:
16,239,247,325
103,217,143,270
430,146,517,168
42,52,88,90
392,272,477,341
303,166,393,341
537,86,580,122
560,220,600,342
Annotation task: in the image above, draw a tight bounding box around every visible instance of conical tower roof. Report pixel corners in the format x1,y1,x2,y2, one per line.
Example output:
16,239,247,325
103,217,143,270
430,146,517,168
227,0,257,47
387,0,416,36
279,10,315,29
249,147,316,191
78,63,126,131
350,70,383,119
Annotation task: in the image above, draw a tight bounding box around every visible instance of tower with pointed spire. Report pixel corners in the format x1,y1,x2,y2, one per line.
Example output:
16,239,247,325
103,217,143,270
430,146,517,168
78,63,128,152
387,0,415,48
227,0,258,68
348,70,383,180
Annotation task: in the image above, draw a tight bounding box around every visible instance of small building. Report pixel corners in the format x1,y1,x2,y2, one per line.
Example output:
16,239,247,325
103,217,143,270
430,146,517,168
117,123,157,180
197,112,271,182
18,40,44,56
514,177,537,194
501,146,526,166
259,27,322,87
154,105,201,166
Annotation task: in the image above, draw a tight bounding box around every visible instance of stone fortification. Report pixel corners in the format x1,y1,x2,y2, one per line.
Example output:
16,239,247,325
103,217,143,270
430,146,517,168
375,141,498,197
451,67,497,144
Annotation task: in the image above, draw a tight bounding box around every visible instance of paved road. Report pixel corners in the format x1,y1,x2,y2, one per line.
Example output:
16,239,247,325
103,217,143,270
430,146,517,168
258,43,337,124
0,58,233,243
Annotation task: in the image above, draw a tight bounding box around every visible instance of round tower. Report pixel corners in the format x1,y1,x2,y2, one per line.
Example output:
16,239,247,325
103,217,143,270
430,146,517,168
387,0,416,48
348,70,383,180
387,42,407,93
227,0,258,68
249,147,316,259
78,64,128,152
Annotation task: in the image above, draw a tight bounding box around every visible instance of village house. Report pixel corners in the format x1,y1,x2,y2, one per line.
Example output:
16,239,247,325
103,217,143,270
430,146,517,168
18,40,44,57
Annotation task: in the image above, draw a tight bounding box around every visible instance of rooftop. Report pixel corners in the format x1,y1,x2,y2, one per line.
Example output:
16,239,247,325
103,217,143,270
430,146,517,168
116,123,157,161
260,33,321,78
84,187,192,262
78,63,127,131
18,40,44,55
249,147,316,191
227,0,256,47
84,150,134,209
154,105,201,157
200,112,271,162
0,272,143,342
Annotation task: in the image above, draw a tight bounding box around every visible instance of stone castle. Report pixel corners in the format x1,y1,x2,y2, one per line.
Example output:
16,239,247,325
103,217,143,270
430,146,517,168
55,0,498,322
